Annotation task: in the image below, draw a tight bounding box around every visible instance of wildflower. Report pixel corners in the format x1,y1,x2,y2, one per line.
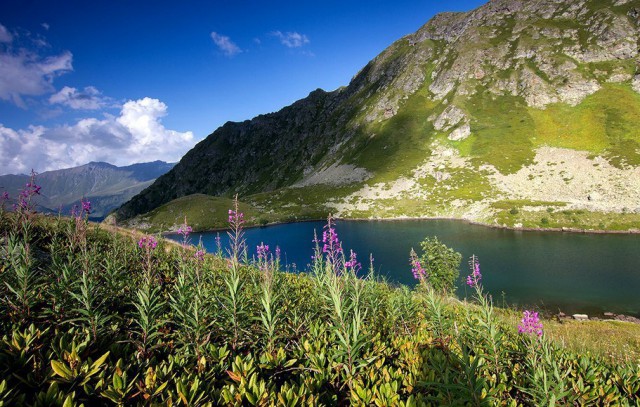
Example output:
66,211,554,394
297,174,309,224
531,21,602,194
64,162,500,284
322,226,342,255
227,196,246,263
409,248,427,281
194,249,205,263
321,215,344,273
177,218,192,246
275,246,281,260
257,242,270,261
15,171,41,215
138,236,158,250
81,199,91,215
228,208,244,225
1,191,8,201
466,255,482,287
24,181,41,196
177,219,192,238
518,310,543,337
344,249,362,274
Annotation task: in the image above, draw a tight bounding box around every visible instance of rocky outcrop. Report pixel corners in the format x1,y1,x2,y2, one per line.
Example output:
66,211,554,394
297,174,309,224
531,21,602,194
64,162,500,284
415,0,639,108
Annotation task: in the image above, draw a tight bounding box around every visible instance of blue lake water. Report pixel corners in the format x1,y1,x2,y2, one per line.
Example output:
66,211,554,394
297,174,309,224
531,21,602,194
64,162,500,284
168,220,640,316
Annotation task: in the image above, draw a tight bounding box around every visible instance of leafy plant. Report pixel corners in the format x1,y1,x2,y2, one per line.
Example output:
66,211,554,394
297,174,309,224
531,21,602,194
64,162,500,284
418,236,462,293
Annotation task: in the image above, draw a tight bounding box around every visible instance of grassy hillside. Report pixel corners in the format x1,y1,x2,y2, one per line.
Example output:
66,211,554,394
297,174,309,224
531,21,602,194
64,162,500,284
118,193,278,233
2,198,640,405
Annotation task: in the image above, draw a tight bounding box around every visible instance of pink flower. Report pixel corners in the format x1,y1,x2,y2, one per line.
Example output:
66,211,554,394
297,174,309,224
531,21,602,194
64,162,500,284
322,227,342,254
518,310,543,337
409,248,427,281
228,208,244,225
194,249,205,262
344,249,362,273
466,255,481,287
177,223,192,238
81,199,91,214
138,236,158,250
256,243,270,261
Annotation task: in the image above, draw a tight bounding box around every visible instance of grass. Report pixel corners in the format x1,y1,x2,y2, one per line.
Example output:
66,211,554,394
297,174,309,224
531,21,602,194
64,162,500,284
546,320,640,363
529,84,640,167
496,308,640,363
125,193,275,232
458,92,536,174
348,89,438,182
2,207,640,405
494,206,640,231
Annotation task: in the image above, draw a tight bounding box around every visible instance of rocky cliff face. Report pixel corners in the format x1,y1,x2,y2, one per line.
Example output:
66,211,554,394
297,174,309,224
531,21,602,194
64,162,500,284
117,0,640,229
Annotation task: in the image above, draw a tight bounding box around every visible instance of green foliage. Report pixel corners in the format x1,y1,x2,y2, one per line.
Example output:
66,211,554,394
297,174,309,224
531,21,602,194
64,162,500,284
0,211,639,405
127,193,267,233
418,236,462,293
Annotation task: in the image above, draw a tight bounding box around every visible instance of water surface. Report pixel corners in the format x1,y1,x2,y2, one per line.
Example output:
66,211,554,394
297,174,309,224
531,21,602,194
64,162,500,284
171,220,640,316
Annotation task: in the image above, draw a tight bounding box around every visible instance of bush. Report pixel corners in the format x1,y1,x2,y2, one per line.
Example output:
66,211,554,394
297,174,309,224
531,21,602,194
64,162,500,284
418,236,462,293
509,207,519,215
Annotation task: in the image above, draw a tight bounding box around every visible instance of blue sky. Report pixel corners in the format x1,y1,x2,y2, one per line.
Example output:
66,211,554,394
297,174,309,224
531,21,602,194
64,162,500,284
0,0,485,175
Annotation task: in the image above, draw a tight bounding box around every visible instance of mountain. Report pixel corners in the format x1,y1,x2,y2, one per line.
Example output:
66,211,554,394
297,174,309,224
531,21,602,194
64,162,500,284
116,0,640,231
1,161,174,220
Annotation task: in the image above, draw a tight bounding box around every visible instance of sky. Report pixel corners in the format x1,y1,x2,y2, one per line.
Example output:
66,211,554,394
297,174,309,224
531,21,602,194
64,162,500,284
0,0,486,175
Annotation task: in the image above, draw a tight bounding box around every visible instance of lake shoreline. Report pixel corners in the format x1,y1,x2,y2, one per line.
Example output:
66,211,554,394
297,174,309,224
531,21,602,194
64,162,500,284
164,215,640,236
166,216,640,317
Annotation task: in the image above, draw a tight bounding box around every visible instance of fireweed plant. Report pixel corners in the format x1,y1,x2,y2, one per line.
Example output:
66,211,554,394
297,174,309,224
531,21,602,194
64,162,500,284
1,171,42,324
0,187,639,405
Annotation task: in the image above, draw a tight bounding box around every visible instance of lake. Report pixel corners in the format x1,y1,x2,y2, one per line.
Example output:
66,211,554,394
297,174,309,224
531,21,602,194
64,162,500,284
168,220,640,317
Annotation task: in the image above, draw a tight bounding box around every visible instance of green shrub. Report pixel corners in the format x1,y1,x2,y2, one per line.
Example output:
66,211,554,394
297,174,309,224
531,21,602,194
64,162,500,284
418,236,462,293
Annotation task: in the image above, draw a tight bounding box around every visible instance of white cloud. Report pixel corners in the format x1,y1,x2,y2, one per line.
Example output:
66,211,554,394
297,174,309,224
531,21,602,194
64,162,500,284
0,27,73,107
0,24,12,43
210,32,241,56
271,31,310,48
0,97,195,175
41,23,50,31
49,86,109,110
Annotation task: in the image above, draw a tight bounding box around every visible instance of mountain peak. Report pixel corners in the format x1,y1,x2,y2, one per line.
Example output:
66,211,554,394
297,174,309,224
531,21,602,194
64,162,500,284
116,0,640,231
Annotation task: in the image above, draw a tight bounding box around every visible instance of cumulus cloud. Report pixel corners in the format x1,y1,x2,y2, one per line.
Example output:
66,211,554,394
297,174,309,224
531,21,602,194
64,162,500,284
49,86,110,110
271,31,310,48
0,24,73,107
0,97,195,175
0,24,12,43
210,32,241,56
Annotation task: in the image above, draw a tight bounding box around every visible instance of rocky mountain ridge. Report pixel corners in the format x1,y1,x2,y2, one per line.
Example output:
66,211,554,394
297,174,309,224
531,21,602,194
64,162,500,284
1,161,174,220
117,0,640,231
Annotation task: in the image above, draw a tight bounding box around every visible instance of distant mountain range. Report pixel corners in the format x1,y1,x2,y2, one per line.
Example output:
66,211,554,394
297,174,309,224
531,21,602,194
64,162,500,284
0,161,174,220
117,0,640,231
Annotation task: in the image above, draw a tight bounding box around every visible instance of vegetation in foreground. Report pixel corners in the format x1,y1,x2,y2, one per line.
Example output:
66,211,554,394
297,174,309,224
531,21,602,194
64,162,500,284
1,180,640,406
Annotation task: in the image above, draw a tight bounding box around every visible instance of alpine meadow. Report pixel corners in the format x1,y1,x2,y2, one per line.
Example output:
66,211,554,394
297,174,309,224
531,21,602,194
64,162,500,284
2,0,640,405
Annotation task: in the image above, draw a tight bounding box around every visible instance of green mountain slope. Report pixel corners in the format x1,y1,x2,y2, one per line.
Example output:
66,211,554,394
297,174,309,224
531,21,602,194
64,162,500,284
116,0,640,231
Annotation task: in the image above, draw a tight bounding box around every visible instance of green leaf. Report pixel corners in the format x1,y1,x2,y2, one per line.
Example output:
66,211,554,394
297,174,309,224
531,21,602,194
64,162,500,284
87,351,110,377
51,360,74,380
